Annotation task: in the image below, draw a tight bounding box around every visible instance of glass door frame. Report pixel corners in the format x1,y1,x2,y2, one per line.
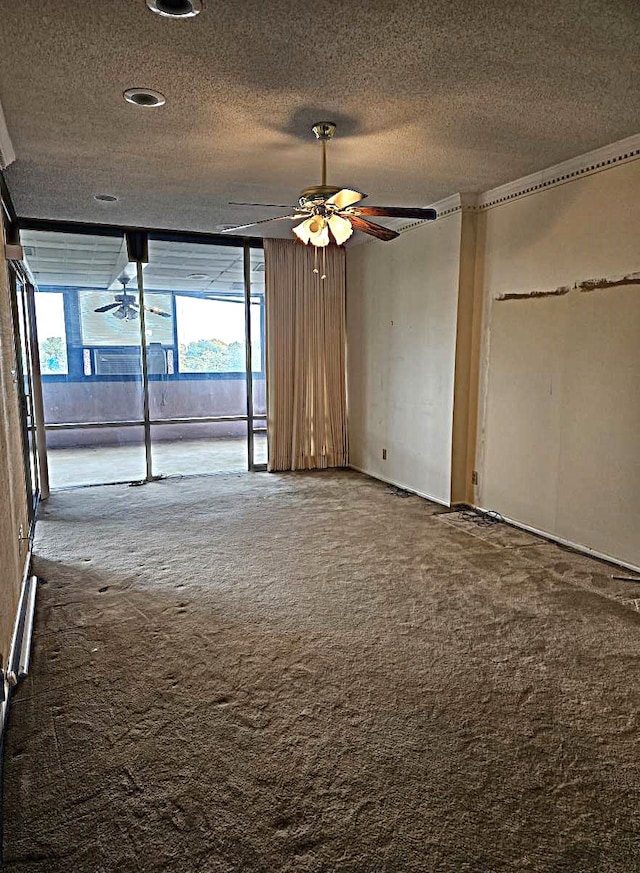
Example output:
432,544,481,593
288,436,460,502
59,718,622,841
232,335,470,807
21,221,267,486
139,233,267,476
6,261,43,521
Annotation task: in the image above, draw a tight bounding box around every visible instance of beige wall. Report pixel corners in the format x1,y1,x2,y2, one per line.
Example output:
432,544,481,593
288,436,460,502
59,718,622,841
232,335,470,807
346,213,464,505
0,219,29,670
476,159,640,567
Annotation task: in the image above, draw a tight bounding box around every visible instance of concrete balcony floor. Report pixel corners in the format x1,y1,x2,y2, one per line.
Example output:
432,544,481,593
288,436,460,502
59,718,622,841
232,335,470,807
47,435,268,489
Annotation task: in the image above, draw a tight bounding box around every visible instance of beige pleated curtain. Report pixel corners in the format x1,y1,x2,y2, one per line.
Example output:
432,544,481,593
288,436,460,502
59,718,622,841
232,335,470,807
264,239,348,471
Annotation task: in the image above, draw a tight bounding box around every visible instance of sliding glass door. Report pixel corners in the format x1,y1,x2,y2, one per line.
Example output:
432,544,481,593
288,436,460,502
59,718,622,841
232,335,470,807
8,265,41,520
23,229,266,489
26,231,147,488
144,238,256,476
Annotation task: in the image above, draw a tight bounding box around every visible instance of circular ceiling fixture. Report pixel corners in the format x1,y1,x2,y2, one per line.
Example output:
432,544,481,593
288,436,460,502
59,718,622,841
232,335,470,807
94,193,118,203
146,0,202,17
187,273,209,280
123,88,166,108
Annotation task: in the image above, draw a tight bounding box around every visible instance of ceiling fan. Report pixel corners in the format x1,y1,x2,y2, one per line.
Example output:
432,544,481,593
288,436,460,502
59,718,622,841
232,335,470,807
221,121,437,247
94,277,171,321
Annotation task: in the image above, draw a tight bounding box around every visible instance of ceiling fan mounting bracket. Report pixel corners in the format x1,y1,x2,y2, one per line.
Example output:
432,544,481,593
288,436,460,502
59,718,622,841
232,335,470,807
298,184,341,207
311,122,336,141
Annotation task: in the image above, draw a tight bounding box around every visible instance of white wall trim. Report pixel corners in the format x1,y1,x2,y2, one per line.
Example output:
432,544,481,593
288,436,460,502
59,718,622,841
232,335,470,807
348,464,451,508
396,193,478,234
474,504,640,576
397,133,640,232
349,470,640,575
0,98,16,169
1,547,32,742
0,675,9,743
355,134,640,236
477,133,640,211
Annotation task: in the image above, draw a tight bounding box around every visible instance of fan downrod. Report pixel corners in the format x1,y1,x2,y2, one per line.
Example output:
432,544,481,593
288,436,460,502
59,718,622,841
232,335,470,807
311,121,336,141
299,121,339,204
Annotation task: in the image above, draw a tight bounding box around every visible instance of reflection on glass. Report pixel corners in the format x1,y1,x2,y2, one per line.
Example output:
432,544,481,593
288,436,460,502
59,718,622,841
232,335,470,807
78,290,173,348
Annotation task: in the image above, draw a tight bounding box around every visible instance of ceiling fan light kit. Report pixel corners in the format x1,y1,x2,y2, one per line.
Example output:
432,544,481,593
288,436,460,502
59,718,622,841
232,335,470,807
223,122,438,262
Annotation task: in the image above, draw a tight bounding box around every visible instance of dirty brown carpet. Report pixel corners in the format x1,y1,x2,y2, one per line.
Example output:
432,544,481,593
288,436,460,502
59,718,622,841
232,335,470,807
3,470,640,871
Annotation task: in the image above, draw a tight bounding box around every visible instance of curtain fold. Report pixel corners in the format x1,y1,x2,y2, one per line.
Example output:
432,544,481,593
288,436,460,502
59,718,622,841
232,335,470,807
264,239,348,472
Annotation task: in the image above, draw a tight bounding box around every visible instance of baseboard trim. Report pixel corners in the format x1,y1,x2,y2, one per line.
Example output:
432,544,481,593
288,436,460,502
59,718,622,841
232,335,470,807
348,464,451,508
473,504,640,575
0,675,9,742
1,548,32,744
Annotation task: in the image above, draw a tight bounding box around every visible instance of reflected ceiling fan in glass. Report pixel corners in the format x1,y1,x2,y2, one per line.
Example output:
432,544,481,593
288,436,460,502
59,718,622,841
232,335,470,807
222,122,438,257
94,277,171,321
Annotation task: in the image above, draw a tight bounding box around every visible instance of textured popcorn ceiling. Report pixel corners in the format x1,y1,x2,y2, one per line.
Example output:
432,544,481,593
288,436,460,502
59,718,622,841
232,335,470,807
0,0,639,236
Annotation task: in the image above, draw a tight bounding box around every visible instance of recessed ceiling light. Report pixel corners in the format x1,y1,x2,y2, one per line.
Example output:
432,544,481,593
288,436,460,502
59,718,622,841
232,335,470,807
123,88,166,108
94,193,118,202
146,0,202,18
187,273,209,280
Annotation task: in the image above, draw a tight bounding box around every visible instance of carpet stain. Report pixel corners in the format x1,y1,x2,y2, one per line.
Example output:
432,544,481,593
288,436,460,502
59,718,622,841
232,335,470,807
2,470,640,872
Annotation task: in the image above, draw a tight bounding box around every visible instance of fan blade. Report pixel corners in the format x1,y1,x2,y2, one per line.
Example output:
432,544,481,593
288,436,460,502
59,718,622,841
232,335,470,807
221,215,306,233
326,188,367,209
229,201,297,208
145,306,171,318
347,215,399,241
351,206,437,220
94,302,120,313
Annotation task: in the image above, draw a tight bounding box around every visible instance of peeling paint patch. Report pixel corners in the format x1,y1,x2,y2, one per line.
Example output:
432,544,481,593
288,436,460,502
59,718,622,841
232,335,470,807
578,272,640,292
496,271,640,301
496,286,571,301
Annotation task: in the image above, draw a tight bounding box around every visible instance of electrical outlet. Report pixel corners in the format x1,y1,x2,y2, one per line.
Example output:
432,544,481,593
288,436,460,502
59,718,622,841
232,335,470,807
382,448,387,460
472,470,478,486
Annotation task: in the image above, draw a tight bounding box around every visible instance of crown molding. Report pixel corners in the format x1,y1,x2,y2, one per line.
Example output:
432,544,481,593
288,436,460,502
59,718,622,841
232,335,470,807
477,133,640,210
395,193,478,234
399,133,640,234
348,135,640,243
0,99,15,170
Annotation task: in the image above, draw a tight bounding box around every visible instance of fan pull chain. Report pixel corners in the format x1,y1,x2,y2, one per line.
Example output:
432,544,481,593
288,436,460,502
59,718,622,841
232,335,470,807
321,247,327,281
313,247,319,275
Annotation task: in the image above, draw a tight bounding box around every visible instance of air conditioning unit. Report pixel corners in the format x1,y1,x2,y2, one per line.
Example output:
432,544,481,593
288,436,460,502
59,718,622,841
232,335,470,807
93,347,167,376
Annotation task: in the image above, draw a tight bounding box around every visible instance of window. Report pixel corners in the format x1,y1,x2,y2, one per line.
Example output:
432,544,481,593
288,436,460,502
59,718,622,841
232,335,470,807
176,296,247,374
34,291,68,375
250,300,263,372
34,287,263,379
